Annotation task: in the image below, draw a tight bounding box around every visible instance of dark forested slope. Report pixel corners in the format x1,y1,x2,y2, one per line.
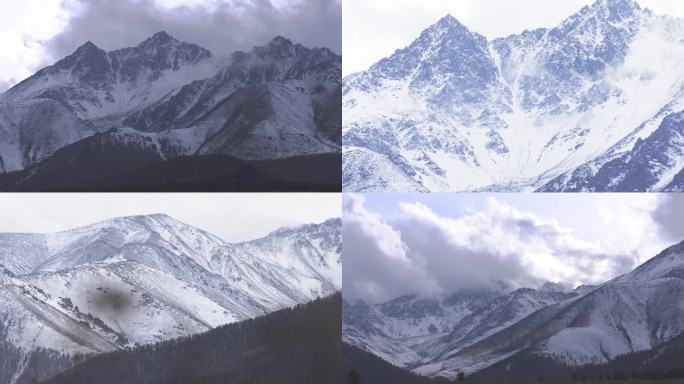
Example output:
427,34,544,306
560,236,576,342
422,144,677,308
43,293,342,384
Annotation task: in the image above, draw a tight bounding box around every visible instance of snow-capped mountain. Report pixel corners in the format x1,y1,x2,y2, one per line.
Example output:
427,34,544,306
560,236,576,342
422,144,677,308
343,240,684,379
343,284,578,374
343,0,684,192
343,290,504,367
0,215,341,382
0,33,341,174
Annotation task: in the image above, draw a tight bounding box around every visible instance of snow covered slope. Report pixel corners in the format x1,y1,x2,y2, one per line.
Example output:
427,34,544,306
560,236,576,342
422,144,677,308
343,0,684,192
0,215,341,382
0,33,341,173
343,284,577,373
343,291,504,367
343,240,684,379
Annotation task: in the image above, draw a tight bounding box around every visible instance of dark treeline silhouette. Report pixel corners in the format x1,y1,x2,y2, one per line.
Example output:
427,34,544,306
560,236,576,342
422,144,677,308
0,339,83,384
0,143,341,192
343,343,456,384
471,330,684,383
41,293,342,384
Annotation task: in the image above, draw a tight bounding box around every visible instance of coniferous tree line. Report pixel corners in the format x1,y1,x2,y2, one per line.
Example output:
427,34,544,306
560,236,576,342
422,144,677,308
0,338,82,384
469,330,684,383
343,343,457,384
0,152,342,192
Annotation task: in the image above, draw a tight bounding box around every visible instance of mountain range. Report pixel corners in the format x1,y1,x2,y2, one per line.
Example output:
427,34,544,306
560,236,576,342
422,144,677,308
0,215,341,383
343,240,684,380
0,32,341,191
343,0,684,192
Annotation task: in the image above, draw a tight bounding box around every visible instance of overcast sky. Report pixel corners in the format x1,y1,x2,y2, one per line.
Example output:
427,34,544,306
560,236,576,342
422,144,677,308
0,193,340,243
343,0,684,75
343,193,683,304
0,0,341,92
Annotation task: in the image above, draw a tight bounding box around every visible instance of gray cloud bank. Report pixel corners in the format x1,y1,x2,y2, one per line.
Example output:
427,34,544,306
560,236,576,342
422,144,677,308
343,195,642,304
652,194,684,242
46,0,340,64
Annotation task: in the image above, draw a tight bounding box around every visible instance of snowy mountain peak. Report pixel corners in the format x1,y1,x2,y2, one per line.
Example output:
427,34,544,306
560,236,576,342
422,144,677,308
433,14,464,30
421,13,483,46
593,0,641,13
74,40,102,54
574,0,643,26
124,32,212,66
51,40,109,77
144,30,175,45
270,35,295,46
255,35,297,56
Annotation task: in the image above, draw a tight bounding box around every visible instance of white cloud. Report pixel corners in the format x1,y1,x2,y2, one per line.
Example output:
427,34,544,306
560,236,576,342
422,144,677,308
0,0,77,90
343,194,671,304
0,193,340,243
343,0,684,75
343,194,436,303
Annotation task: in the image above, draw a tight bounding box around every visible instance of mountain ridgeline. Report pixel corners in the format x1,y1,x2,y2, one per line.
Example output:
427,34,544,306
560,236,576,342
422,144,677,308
343,240,684,381
0,33,341,191
0,215,342,383
343,0,684,192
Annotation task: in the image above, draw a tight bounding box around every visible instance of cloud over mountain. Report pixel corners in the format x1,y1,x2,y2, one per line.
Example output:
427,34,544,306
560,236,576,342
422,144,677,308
343,194,651,303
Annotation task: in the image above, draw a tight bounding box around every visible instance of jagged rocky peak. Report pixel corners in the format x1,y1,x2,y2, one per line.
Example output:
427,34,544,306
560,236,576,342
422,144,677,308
572,0,643,25
254,35,338,65
142,30,175,45
593,0,642,14
269,35,295,47
413,13,487,52
430,13,472,35
74,40,102,54
115,31,212,72
367,11,497,92
251,35,298,59
55,40,107,69
134,30,210,56
222,35,340,84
